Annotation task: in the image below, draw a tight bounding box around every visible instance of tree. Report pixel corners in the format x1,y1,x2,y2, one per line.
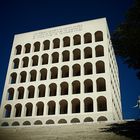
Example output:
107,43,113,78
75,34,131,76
112,0,140,79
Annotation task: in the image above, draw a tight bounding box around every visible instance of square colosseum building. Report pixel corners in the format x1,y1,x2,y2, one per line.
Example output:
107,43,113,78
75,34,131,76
0,18,123,127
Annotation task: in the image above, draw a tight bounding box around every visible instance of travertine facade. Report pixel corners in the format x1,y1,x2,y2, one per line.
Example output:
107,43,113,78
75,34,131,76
0,18,122,127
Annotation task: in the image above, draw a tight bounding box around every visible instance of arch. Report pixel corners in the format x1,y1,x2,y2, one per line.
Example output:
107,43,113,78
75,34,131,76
97,116,107,121
15,103,22,117
23,121,31,125
96,78,106,91
22,57,29,67
73,49,81,60
40,68,47,80
84,47,92,58
30,70,37,82
34,41,40,52
7,88,14,100
95,31,103,42
49,83,57,96
17,87,24,99
42,53,49,65
84,62,93,75
62,50,70,62
63,36,70,47
72,99,80,113
34,120,42,125
48,101,56,115
95,45,104,57
84,79,93,93
43,40,50,50
13,58,19,69
52,52,59,63
84,117,93,122
20,71,27,83
72,80,80,94
96,61,105,73
59,100,68,114
15,45,22,55
61,65,69,78
24,43,31,53
50,67,58,79
36,102,44,116
53,38,60,49
12,121,20,126
25,103,33,116
84,97,93,112
71,118,80,123
38,84,46,97
10,72,17,84
28,85,35,98
73,34,81,45
58,119,67,124
97,96,107,111
1,122,9,126
73,64,80,76
84,33,92,43
3,104,11,118
60,82,68,95
32,55,39,66
46,119,54,124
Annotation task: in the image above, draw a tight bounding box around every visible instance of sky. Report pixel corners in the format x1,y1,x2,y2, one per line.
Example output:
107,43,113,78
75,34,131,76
0,0,140,119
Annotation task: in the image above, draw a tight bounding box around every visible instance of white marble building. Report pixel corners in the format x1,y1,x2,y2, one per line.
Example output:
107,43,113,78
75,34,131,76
0,18,122,127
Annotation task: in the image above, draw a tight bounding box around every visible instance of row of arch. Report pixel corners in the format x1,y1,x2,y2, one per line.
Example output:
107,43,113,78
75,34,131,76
10,61,105,84
1,116,107,127
15,31,103,55
13,46,104,69
4,96,107,118
7,78,106,100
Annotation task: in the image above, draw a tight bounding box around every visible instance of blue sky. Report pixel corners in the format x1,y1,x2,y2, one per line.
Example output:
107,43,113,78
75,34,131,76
0,0,139,119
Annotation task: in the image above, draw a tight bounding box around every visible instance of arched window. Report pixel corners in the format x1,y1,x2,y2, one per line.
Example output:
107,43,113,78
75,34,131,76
10,72,17,84
25,103,33,116
84,33,92,43
22,57,29,67
12,121,20,126
59,100,68,114
28,86,35,98
1,122,9,126
95,31,103,42
38,84,46,97
72,80,80,94
71,118,80,123
40,68,47,80
50,67,58,79
84,97,93,112
60,82,68,95
43,40,50,50
17,87,24,99
96,78,106,91
15,45,22,55
42,54,48,65
52,52,59,63
97,96,107,111
73,49,81,60
84,62,93,75
73,64,80,76
32,55,38,66
15,103,22,117
84,47,92,58
46,119,54,124
73,35,81,45
7,88,14,100
30,70,37,82
13,58,19,69
20,71,27,83
58,119,67,124
84,117,93,122
36,102,44,116
34,41,40,52
34,120,42,125
23,121,31,125
48,101,56,115
3,104,11,118
24,43,31,53
97,116,107,121
63,36,70,47
62,50,70,62
72,99,80,113
96,61,105,73
49,83,57,96
61,65,69,78
84,79,93,93
95,45,104,57
53,38,60,49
